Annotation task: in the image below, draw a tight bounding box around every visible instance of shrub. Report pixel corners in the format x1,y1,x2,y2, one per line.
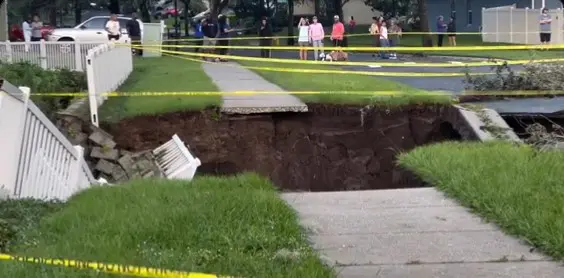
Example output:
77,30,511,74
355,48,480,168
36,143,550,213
0,62,87,118
464,62,564,91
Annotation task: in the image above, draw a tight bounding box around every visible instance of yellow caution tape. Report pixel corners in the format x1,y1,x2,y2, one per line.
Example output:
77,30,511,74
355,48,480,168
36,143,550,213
0,253,231,278
159,31,545,42
137,45,560,68
142,43,564,52
28,90,564,97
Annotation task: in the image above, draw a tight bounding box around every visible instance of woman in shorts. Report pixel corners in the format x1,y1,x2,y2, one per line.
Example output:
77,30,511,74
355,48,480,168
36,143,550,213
447,16,456,46
297,17,310,60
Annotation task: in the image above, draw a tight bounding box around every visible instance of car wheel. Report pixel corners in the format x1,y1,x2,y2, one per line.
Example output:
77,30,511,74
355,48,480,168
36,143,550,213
58,38,74,54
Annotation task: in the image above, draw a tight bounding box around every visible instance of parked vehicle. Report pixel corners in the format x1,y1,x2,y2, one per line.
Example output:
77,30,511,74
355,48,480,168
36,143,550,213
9,24,55,42
46,16,135,44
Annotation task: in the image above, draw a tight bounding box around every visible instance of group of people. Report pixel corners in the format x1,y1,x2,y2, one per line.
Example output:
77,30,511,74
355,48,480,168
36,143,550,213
436,15,457,47
105,13,144,55
296,15,347,60
193,14,233,62
21,15,44,52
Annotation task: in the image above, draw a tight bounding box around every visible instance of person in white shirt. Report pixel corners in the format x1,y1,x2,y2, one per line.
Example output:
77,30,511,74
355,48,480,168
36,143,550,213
379,21,390,59
22,17,32,52
105,14,121,41
297,17,310,60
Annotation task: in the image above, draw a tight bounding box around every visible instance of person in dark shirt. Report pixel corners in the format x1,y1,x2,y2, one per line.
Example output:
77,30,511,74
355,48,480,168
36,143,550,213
127,13,142,55
258,17,272,58
447,16,456,46
202,15,219,62
217,14,231,61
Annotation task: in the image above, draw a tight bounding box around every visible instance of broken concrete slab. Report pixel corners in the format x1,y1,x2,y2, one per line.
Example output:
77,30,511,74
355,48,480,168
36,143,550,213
95,159,115,175
89,131,117,149
118,154,136,176
90,147,119,161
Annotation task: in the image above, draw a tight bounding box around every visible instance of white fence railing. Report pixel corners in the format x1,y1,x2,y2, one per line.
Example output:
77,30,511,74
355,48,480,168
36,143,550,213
0,40,101,71
482,6,564,44
86,42,133,127
153,134,202,180
0,81,98,201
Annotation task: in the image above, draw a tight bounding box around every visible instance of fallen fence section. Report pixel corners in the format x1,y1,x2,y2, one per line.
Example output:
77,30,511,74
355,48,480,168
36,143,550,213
0,81,98,201
153,134,201,180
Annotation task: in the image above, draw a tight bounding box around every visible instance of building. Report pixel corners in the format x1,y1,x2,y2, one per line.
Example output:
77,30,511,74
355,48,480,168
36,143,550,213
294,0,381,25
0,0,6,41
427,0,563,32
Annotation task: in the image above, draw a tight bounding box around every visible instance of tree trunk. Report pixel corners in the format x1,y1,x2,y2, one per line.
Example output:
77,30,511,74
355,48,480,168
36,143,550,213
109,0,120,14
140,0,151,22
183,0,190,36
49,6,57,26
314,0,320,16
333,0,343,20
417,0,433,47
287,0,294,45
74,0,82,25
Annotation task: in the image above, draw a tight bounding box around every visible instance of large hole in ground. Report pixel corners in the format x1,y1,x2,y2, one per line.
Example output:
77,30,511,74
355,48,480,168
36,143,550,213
105,104,464,191
502,114,564,140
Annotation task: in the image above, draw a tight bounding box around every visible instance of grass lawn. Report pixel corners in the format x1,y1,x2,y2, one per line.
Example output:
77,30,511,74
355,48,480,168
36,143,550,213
399,141,564,259
99,56,221,122
238,60,452,105
0,173,334,277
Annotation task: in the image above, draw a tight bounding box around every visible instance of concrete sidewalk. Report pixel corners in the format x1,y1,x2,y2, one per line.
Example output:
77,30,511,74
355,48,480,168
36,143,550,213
282,188,563,278
201,62,307,114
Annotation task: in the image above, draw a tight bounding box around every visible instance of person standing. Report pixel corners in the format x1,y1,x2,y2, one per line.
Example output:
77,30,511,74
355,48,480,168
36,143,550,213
308,15,325,60
348,16,356,33
330,15,345,48
388,19,401,59
22,17,32,52
105,14,121,41
447,16,456,46
436,15,447,47
369,16,380,57
258,17,273,58
30,15,43,42
202,15,219,62
194,19,204,53
127,13,142,55
217,14,232,61
297,17,310,60
539,8,552,49
379,21,389,59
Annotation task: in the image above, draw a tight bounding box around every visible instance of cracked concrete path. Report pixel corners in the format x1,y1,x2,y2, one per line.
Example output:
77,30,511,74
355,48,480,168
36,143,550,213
282,188,563,278
201,62,307,114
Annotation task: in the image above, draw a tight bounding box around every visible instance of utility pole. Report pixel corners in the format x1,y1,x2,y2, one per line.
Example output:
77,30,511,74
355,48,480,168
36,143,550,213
174,0,180,38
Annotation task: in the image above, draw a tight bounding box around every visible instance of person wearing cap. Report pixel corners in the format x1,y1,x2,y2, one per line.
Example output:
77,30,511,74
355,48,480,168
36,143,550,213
330,15,345,48
539,8,552,48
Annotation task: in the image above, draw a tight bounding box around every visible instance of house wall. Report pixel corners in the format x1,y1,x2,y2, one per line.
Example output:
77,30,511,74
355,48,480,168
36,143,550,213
294,0,379,25
0,0,7,41
427,0,563,32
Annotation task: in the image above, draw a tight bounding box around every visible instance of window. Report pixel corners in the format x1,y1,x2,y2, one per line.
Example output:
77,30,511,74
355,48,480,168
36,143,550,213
80,18,108,29
467,0,473,25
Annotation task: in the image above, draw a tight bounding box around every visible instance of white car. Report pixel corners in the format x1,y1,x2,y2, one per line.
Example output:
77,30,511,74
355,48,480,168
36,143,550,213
47,16,142,44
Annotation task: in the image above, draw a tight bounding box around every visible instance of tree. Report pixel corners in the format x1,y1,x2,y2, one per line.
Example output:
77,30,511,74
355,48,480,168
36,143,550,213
210,0,229,19
108,0,120,14
417,0,432,46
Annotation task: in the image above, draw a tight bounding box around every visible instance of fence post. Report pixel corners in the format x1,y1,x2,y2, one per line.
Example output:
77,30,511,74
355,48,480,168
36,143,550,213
86,50,99,127
74,41,83,71
525,8,529,44
5,40,12,63
67,145,84,193
13,86,31,198
39,39,47,69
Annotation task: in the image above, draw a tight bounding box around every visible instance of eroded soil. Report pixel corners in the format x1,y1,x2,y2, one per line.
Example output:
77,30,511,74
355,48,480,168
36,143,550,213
105,104,463,191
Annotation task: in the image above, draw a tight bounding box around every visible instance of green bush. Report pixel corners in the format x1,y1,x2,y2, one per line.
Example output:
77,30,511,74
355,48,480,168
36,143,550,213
0,62,87,118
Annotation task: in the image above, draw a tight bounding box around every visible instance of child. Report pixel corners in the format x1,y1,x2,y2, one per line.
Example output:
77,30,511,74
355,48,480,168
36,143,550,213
297,18,310,60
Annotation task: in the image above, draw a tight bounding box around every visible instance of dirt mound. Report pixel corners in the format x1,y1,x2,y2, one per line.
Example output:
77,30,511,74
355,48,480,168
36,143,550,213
104,104,463,191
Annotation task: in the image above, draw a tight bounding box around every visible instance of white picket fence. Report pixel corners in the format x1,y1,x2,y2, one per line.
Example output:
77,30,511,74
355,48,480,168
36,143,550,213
0,81,98,201
482,6,564,44
154,134,202,180
0,40,102,71
86,42,133,127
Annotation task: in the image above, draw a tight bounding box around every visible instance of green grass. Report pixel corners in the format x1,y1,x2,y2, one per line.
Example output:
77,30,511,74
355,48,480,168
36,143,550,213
238,60,451,105
399,141,564,259
0,173,334,277
99,56,221,122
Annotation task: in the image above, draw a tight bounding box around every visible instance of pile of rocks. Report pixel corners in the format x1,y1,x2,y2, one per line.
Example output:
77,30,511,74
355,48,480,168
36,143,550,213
56,100,163,183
